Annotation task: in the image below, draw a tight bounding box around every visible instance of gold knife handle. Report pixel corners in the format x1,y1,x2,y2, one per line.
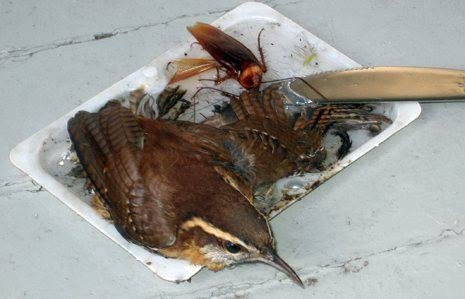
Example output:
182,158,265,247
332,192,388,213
290,67,465,103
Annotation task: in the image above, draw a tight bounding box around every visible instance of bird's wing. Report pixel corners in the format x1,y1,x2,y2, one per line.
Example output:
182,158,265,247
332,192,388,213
226,87,299,147
67,101,176,248
221,87,303,184
161,120,256,202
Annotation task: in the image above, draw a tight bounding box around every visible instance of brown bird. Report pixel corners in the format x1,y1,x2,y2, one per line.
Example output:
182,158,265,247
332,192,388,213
67,86,390,286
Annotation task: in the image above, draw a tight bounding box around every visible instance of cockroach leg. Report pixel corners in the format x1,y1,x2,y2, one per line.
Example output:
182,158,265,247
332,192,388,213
198,72,233,85
189,41,202,50
190,86,238,123
216,73,234,85
214,66,229,85
165,61,174,71
199,112,209,121
211,66,233,85
191,86,239,101
215,66,220,82
193,97,196,122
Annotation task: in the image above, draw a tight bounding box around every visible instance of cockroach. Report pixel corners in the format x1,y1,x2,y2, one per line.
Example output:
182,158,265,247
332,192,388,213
169,22,267,89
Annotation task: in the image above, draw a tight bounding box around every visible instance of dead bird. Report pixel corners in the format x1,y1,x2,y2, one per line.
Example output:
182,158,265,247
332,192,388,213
67,85,390,286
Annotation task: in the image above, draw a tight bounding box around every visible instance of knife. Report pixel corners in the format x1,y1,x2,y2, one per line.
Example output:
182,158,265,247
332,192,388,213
286,66,465,105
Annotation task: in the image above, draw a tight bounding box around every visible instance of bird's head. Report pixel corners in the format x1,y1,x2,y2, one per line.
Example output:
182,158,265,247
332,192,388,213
161,210,303,287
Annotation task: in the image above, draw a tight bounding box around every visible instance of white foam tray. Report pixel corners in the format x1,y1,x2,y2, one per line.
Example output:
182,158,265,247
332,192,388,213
10,2,421,283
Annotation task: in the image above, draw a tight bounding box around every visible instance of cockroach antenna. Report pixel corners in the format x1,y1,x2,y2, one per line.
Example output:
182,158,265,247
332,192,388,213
261,77,330,101
257,28,267,72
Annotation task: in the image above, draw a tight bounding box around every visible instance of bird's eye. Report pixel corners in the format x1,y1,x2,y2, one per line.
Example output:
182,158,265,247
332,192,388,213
224,241,241,253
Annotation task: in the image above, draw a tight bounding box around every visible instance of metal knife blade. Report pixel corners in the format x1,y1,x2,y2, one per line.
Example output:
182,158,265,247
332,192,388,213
288,66,465,104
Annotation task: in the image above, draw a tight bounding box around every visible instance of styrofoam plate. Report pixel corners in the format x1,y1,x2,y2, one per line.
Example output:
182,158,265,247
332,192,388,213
10,2,421,282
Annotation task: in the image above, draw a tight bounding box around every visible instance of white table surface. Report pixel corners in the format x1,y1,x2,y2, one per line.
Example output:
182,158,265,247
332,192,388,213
1,1,465,298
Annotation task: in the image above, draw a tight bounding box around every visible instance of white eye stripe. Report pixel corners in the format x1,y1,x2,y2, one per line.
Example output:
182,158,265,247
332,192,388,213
181,217,257,253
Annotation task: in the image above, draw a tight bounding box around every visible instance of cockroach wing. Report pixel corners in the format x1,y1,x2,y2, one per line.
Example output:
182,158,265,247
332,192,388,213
168,58,219,84
188,22,263,76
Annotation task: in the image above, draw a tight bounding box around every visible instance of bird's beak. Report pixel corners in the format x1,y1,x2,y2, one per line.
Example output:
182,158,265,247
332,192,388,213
261,251,304,288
